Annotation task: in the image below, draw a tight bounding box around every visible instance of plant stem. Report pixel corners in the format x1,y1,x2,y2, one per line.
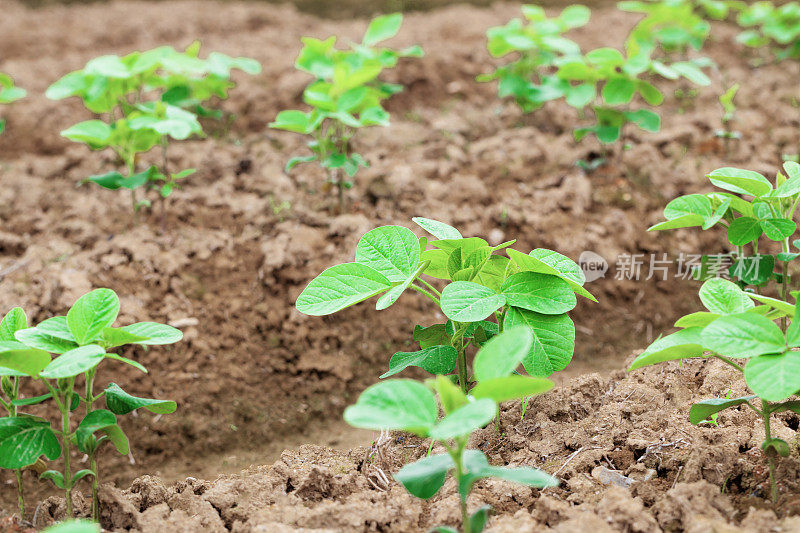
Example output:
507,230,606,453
90,452,99,521
712,354,745,373
409,284,440,306
61,385,74,517
762,399,778,503
9,378,25,518
456,345,468,393
417,277,441,298
448,439,471,533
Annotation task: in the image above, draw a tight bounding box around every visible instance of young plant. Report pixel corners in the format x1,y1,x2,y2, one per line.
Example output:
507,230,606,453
46,45,259,218
344,327,559,533
477,5,591,112
0,73,25,135
632,163,800,502
715,83,740,155
296,218,595,393
269,14,423,211
554,42,710,150
736,1,800,62
0,289,182,521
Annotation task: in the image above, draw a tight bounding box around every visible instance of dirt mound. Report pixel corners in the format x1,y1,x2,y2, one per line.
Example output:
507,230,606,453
24,358,800,531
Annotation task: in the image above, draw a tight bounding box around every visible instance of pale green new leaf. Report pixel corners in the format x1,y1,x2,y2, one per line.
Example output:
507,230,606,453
343,380,438,435
429,399,497,440
745,351,800,402
355,226,421,282
702,313,785,358
628,327,705,370
440,281,505,322
296,263,392,316
472,326,532,381
67,288,120,345
698,278,754,314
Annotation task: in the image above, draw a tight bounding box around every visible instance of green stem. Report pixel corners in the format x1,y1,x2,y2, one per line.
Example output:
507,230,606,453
90,452,99,521
762,400,778,503
448,439,471,533
409,284,440,306
456,345,468,393
417,277,441,298
712,353,745,373
61,390,73,517
16,470,24,518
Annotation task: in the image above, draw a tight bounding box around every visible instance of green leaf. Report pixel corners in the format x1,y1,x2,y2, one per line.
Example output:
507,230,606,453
14,327,78,354
41,520,100,533
343,379,438,435
105,383,176,415
699,278,754,314
507,249,595,301
100,327,149,349
602,78,635,105
363,13,403,46
40,470,65,489
689,395,757,425
663,194,713,219
296,263,392,316
61,120,111,149
762,438,790,458
412,217,462,240
501,272,576,315
355,226,421,283
628,327,705,370
394,453,453,499
120,322,183,345
730,255,775,286
473,326,532,381
787,303,800,348
0,341,51,377
435,375,467,414
458,450,557,499
11,393,53,407
761,218,796,241
748,294,796,320
0,417,61,469
380,346,457,378
75,409,129,455
429,399,497,440
708,167,772,197
745,351,800,402
727,217,763,245
674,312,720,328
648,214,706,231
702,313,785,358
285,155,315,172
471,375,553,403
269,110,313,134
440,281,505,322
470,506,492,533
67,289,120,345
40,345,105,379
503,307,575,377
104,353,147,373
0,308,26,341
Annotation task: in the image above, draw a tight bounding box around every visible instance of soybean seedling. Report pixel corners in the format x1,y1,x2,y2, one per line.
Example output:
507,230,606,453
0,288,182,521
47,45,259,219
344,327,559,533
715,83,740,155
269,14,423,212
477,5,590,112
296,218,595,393
632,163,800,502
736,1,800,62
619,0,716,58
0,73,25,135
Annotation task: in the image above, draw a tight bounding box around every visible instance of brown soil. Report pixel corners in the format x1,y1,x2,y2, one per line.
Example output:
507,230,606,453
0,0,799,529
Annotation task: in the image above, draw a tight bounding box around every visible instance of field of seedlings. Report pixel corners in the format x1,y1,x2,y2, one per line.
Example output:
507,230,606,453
1,0,800,531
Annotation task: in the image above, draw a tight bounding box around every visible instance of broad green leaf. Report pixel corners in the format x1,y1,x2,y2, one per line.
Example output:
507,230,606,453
11,393,53,407
296,263,392,316
394,453,453,499
75,409,129,455
0,308,26,341
120,322,183,345
413,324,449,349
429,399,497,440
602,78,635,105
699,278,754,314
787,302,800,348
67,289,120,345
380,346,457,378
663,194,713,219
471,375,553,403
412,217,462,240
0,417,61,469
343,380,437,435
501,272,576,315
708,167,772,197
702,313,785,358
503,308,575,376
745,351,800,402
40,345,105,379
61,120,111,148
435,375,467,414
507,249,595,301
674,312,719,328
355,226,421,283
689,395,757,424
747,294,795,318
628,327,705,370
730,255,775,286
648,214,705,231
41,520,100,533
376,275,415,310
363,13,403,46
703,197,732,230
440,281,505,322
269,110,313,134
36,316,76,341
101,327,149,348
761,218,796,241
40,470,65,489
105,383,176,415
473,326,532,381
0,341,51,377
727,217,762,245
14,327,78,354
